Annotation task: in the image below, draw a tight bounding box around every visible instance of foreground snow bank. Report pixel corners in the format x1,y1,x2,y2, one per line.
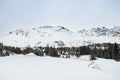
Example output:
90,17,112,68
0,55,120,80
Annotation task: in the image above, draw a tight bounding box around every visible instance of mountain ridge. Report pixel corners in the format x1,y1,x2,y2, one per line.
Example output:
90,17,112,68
0,26,120,47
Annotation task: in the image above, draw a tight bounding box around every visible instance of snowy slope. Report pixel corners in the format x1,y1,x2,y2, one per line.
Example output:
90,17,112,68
0,26,120,47
0,54,120,80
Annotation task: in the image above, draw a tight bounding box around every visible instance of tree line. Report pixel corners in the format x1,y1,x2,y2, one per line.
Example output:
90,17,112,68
0,43,120,61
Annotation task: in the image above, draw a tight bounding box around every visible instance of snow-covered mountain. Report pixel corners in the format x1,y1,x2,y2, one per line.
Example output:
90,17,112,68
78,26,120,37
0,26,120,47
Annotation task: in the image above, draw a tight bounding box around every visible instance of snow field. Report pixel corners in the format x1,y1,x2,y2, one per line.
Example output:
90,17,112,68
0,54,120,80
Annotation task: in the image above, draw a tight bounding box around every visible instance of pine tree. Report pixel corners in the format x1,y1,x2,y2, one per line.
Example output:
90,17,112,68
49,47,59,57
15,47,22,54
44,44,50,56
75,47,81,58
23,47,33,55
113,43,120,61
107,43,113,59
0,43,4,56
90,48,96,60
34,47,44,56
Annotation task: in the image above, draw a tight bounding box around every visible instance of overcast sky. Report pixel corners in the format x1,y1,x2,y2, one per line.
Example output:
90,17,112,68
0,0,120,34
